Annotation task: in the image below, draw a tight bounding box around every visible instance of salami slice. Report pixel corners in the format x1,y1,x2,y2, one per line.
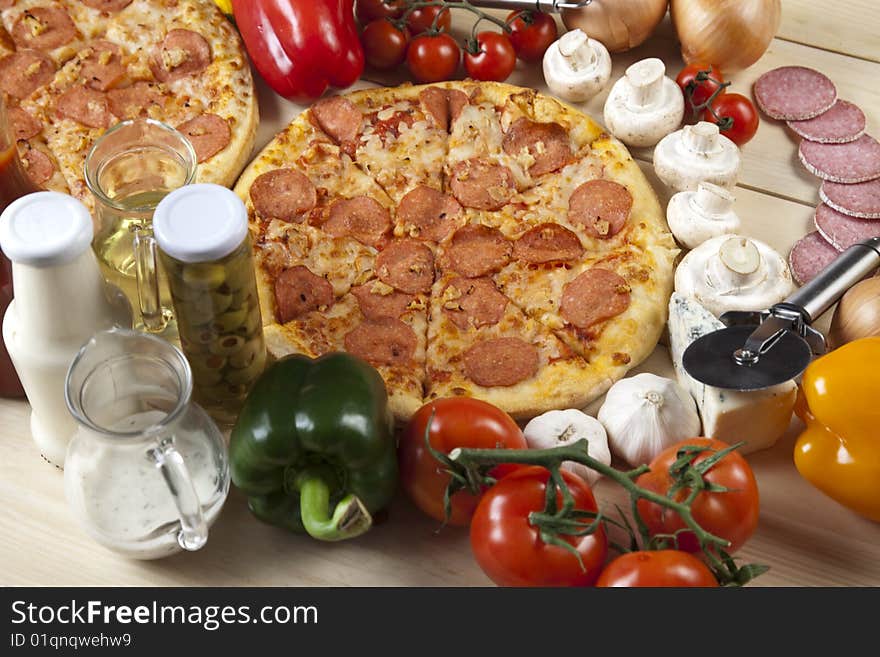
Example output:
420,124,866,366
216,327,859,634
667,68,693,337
176,113,231,163
463,337,539,387
351,284,414,320
396,185,462,242
754,66,837,121
560,268,631,329
814,203,880,251
445,225,512,278
310,96,362,152
502,118,572,177
418,86,468,131
449,158,515,211
80,1,134,11
568,179,632,239
442,277,507,330
799,134,880,183
250,168,317,223
376,239,435,294
324,196,391,248
274,266,334,323
344,318,417,367
9,107,41,141
79,40,126,91
789,231,840,285
0,50,55,100
514,223,584,264
11,7,77,52
107,81,163,119
21,147,54,186
150,29,212,83
56,86,111,129
787,100,866,144
820,179,880,219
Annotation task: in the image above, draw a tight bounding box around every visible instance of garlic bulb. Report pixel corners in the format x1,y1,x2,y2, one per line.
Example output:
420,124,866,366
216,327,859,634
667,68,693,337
523,409,611,486
562,0,669,53
597,373,701,467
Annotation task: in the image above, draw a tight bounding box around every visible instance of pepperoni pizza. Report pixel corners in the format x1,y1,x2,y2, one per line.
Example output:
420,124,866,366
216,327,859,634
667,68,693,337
234,82,677,420
0,0,257,204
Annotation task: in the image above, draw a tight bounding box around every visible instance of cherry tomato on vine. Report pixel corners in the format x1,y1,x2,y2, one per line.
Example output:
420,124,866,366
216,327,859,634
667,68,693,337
464,31,516,82
506,10,558,63
361,19,409,70
406,31,460,83
356,0,405,24
406,6,452,35
636,438,760,555
703,93,760,146
470,466,608,587
597,550,719,587
399,398,527,526
676,63,725,117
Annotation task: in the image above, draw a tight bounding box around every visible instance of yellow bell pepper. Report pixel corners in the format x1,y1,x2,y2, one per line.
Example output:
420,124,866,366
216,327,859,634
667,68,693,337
794,337,880,521
213,0,233,16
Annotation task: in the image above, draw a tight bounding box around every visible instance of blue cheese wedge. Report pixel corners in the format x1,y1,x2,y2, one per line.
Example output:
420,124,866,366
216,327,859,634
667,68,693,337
668,292,797,454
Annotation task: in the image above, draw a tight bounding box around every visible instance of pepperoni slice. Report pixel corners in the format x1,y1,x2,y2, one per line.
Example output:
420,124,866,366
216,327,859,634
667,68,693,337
9,107,41,141
820,179,880,219
80,1,134,11
799,135,880,184
310,96,362,151
561,268,631,329
814,202,880,251
344,318,417,367
107,81,163,119
376,239,435,294
502,118,572,177
789,231,840,285
514,223,584,264
0,50,55,100
79,40,126,91
397,185,462,242
56,85,110,129
250,168,317,223
787,100,866,144
11,7,77,52
21,147,53,186
176,113,231,163
449,158,515,211
754,66,837,121
463,338,539,387
351,284,415,320
445,225,511,278
274,266,334,323
323,196,391,248
150,29,212,83
568,179,632,239
442,277,507,331
418,86,469,131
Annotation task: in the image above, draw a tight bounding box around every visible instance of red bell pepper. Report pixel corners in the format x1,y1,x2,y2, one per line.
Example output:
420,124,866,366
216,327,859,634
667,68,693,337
232,0,364,103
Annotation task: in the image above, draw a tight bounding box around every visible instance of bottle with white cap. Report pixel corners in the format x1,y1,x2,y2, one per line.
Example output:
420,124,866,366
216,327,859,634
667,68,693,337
153,183,266,425
0,192,131,467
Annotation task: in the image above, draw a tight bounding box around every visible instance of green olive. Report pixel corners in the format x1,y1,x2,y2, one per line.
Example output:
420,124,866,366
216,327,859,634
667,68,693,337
190,367,224,387
209,290,234,314
212,307,248,333
238,305,263,337
178,320,218,346
188,352,227,379
209,334,246,356
182,263,227,290
225,350,266,385
228,335,265,369
230,287,253,309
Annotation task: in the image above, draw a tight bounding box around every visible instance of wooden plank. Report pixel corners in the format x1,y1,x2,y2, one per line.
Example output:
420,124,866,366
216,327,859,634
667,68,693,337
778,0,880,63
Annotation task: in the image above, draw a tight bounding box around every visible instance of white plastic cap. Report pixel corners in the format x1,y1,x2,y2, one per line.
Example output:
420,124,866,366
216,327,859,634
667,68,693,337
0,192,93,267
153,183,248,263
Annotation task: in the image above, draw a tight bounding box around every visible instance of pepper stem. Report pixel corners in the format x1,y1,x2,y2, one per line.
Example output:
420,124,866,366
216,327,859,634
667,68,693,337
295,468,372,541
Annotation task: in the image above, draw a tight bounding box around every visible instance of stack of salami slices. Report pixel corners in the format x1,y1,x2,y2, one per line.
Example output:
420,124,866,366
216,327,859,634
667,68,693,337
754,66,880,284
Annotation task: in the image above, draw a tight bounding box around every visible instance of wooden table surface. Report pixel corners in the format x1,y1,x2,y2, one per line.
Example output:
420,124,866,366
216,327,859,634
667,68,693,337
3,1,880,587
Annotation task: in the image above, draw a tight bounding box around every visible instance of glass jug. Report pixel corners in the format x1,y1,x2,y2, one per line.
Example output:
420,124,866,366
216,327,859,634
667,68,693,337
63,328,229,560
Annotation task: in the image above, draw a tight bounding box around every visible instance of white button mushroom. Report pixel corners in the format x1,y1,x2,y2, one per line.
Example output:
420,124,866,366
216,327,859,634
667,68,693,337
667,182,742,250
602,58,684,148
674,234,795,317
543,29,612,104
653,121,741,192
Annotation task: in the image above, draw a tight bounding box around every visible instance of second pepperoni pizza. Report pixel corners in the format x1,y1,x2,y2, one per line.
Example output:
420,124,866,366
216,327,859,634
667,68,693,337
235,81,677,420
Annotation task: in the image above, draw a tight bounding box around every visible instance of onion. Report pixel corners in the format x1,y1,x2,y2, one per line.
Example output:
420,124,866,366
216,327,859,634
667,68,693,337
561,0,669,53
828,277,880,349
671,0,781,71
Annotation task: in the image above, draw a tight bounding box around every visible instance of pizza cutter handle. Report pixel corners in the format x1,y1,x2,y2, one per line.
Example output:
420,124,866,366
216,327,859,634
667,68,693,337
468,0,593,13
785,237,880,322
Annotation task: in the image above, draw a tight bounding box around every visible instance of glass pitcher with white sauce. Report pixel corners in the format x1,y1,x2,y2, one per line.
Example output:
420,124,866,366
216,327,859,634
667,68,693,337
63,328,229,559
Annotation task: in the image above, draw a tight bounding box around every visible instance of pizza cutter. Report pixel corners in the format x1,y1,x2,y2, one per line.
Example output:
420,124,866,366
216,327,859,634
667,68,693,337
683,237,880,391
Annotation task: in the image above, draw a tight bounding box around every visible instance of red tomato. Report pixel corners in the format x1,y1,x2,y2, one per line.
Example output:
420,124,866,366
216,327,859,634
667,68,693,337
703,92,760,146
676,63,725,117
406,6,452,35
399,398,527,526
506,10,558,63
406,32,460,83
597,550,719,587
636,438,760,555
470,466,608,586
356,0,405,24
464,32,516,82
361,19,409,70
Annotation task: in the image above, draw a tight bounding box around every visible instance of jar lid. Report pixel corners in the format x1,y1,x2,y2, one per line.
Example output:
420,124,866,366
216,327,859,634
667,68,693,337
0,192,93,267
153,183,248,263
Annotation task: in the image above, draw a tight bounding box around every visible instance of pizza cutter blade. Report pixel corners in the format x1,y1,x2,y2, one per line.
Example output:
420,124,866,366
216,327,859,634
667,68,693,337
683,237,880,391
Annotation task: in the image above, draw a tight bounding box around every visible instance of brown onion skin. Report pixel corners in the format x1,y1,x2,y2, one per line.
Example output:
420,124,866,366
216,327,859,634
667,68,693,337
828,277,880,350
562,0,669,53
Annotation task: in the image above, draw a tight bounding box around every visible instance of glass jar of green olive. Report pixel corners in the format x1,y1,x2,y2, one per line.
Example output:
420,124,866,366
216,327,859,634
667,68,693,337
152,184,266,425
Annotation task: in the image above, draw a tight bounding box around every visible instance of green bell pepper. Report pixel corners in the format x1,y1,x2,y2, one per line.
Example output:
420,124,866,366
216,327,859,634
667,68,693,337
229,352,398,541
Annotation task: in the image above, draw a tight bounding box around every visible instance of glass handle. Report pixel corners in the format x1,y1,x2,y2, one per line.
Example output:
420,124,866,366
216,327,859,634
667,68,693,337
148,437,208,552
132,229,166,332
